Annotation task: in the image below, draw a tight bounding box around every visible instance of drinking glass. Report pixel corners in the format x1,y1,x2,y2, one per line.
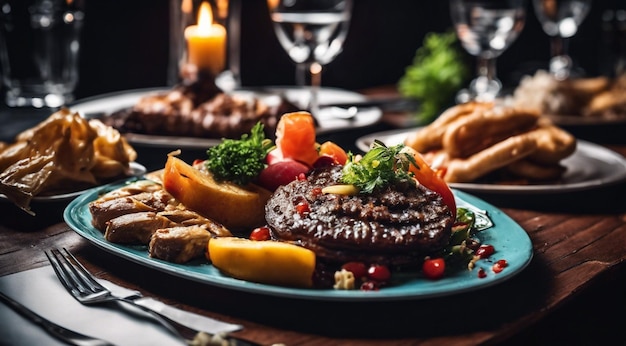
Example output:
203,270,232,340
268,0,353,116
450,0,526,102
0,0,85,108
533,0,592,80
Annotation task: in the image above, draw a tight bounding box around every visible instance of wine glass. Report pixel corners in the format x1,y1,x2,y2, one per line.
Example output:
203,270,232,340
268,0,353,116
533,0,592,80
450,0,526,102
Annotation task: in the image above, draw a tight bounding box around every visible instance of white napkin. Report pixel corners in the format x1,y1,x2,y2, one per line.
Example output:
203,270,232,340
0,265,241,346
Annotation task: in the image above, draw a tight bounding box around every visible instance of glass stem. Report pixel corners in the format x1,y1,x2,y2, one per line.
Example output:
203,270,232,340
295,63,306,86
472,56,500,101
309,62,322,116
550,35,573,80
477,56,496,83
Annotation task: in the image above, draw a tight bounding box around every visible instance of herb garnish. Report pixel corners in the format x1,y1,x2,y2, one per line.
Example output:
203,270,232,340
398,31,468,123
205,123,274,185
341,140,412,194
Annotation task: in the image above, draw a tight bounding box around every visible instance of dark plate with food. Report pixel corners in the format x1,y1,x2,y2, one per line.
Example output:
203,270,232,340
509,70,626,143
71,86,382,149
0,108,145,229
0,162,146,230
357,128,626,195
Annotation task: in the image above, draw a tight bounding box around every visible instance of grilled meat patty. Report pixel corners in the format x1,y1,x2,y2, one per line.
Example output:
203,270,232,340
265,165,454,267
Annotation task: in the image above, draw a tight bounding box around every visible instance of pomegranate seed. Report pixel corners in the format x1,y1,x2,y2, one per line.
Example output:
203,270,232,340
492,259,508,273
311,187,323,197
297,173,307,181
360,280,380,291
295,201,310,215
367,264,391,282
249,226,271,241
477,268,487,278
476,244,495,259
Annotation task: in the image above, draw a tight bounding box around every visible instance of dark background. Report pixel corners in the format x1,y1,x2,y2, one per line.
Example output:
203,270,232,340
68,0,626,101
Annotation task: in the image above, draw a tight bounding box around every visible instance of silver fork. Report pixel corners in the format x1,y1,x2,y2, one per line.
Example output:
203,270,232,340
45,248,195,343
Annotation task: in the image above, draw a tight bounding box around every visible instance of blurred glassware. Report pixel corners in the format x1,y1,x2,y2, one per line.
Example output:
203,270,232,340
0,0,85,108
600,7,626,77
267,0,353,117
533,0,592,80
450,0,526,102
169,0,240,91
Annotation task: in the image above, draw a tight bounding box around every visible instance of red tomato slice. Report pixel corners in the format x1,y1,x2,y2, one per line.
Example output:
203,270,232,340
402,147,456,220
275,112,319,166
319,141,348,165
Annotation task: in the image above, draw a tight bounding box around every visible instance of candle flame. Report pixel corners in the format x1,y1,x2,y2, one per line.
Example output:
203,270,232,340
197,2,213,34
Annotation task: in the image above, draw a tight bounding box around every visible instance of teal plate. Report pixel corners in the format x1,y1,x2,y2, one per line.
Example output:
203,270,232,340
64,181,533,301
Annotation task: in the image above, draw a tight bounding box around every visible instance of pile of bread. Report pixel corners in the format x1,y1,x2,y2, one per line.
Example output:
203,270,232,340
404,101,576,183
511,70,626,119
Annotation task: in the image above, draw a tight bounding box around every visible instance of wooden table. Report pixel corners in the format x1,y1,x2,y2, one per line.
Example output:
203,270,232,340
1,88,625,345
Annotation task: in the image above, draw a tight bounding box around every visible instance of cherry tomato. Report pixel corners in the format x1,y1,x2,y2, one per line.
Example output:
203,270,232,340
422,258,446,280
250,226,271,241
367,264,391,282
341,261,368,280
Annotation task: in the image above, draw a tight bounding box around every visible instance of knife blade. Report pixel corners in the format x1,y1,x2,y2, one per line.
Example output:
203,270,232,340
0,290,114,346
98,278,243,335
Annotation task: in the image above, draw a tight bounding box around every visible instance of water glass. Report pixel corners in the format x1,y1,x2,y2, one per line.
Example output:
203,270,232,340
0,0,84,108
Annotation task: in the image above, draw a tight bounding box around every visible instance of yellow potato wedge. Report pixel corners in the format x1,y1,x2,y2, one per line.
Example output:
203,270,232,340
163,154,271,231
208,237,316,288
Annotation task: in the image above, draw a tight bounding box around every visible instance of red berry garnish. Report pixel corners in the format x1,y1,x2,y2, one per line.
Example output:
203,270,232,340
476,244,495,259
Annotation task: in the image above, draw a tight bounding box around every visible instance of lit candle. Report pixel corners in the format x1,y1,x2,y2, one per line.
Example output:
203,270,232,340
184,2,226,76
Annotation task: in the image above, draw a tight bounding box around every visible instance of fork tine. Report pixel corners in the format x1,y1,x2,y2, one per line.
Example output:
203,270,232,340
47,248,94,297
45,249,82,297
61,248,107,292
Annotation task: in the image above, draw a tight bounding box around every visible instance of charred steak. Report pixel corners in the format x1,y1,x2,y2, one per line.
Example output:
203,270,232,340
265,165,454,267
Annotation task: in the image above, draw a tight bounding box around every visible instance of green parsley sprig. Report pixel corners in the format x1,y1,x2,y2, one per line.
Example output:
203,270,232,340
340,140,412,194
205,123,274,185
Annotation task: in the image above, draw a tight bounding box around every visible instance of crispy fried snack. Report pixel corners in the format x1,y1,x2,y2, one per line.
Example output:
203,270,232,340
404,102,576,183
0,108,137,214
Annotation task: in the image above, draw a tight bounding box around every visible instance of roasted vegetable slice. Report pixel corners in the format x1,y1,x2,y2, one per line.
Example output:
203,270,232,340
208,237,316,288
163,153,271,231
